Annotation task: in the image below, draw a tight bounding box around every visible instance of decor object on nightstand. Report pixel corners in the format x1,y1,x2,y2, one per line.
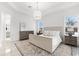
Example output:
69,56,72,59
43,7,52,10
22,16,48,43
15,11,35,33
36,20,43,35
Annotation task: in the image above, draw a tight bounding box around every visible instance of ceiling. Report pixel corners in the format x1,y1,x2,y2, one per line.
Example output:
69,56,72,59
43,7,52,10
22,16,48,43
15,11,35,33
4,2,79,16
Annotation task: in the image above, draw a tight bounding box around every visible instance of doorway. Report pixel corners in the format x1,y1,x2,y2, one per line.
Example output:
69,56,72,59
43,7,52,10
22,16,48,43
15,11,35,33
1,13,11,41
5,14,11,41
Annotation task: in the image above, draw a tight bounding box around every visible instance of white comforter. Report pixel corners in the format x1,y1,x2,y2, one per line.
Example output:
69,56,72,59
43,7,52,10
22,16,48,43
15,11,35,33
39,34,62,52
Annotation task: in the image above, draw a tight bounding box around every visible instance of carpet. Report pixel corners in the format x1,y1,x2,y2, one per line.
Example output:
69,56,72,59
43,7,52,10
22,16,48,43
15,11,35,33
15,40,72,56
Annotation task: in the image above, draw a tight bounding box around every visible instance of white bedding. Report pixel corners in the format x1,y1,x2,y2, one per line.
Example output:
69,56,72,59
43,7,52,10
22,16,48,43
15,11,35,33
52,35,62,52
39,34,53,38
39,34,62,52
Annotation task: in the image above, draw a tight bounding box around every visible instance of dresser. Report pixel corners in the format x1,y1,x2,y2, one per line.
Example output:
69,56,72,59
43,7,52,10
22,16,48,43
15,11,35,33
20,31,34,40
65,33,78,46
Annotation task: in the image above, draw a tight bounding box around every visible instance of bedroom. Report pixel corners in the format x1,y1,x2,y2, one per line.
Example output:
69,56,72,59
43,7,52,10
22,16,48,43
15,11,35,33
0,2,79,56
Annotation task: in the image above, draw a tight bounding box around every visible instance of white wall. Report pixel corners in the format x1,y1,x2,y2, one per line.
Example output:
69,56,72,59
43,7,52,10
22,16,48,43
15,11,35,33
16,13,34,31
43,13,64,27
11,12,34,41
43,6,79,30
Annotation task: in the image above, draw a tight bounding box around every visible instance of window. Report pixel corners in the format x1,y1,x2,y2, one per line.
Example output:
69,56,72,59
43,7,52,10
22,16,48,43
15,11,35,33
36,20,43,28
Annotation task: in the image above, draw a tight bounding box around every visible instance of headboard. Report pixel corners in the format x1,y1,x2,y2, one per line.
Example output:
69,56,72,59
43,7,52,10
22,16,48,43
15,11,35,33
44,26,63,31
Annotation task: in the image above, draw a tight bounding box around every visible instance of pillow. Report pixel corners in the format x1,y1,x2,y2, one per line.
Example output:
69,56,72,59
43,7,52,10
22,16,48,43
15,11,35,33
43,30,49,36
52,31,60,36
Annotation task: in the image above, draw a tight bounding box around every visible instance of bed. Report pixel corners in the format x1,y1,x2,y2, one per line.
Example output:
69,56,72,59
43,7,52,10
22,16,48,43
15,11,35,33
29,27,63,53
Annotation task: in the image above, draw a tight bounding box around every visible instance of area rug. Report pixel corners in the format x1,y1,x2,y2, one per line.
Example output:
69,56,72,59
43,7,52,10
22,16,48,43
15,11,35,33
15,40,72,56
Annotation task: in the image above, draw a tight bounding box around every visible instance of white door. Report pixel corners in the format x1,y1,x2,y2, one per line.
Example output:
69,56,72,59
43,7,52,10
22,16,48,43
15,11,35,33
0,12,11,41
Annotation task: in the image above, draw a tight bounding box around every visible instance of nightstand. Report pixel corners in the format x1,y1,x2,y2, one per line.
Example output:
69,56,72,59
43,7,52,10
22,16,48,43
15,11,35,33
65,32,78,46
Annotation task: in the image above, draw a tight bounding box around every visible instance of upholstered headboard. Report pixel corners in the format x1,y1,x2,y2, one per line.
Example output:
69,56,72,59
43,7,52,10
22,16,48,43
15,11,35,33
44,26,63,31
44,26,64,41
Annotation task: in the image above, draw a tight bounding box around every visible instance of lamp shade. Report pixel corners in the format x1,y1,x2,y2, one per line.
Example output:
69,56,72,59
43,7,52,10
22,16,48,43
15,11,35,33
33,10,42,20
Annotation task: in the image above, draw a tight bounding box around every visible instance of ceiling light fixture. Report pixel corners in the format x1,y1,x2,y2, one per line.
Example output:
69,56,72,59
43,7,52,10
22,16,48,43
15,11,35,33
33,2,42,20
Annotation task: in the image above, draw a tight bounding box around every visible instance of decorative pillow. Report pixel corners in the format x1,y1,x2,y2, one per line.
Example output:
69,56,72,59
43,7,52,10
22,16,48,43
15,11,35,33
52,31,60,36
43,30,49,36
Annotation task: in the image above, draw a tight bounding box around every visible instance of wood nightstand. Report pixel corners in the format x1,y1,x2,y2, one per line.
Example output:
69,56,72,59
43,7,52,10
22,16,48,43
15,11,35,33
65,33,78,46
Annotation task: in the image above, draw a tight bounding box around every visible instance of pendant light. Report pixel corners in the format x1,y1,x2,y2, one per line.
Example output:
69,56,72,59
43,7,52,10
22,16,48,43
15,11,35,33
33,2,42,20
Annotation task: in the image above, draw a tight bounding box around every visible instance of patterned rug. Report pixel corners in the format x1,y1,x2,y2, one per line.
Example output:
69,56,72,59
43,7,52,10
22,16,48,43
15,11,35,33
15,40,72,56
